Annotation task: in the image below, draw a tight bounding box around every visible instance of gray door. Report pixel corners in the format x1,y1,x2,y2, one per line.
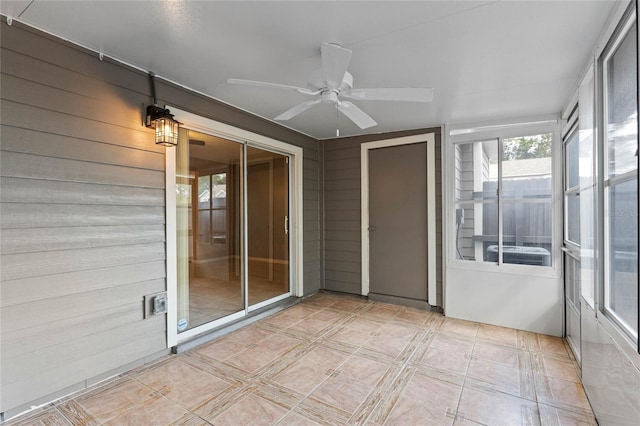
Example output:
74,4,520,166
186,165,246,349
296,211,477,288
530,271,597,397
369,142,428,300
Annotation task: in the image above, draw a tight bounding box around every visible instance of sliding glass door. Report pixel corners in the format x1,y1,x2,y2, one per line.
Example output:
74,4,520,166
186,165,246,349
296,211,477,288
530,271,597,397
246,147,290,309
175,129,290,333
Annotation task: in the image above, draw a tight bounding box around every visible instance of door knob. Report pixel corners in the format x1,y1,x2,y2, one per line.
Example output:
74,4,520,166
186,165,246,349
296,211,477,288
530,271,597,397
368,225,376,232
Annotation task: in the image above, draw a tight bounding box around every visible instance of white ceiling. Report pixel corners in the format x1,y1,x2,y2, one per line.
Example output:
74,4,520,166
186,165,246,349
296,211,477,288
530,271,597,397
1,1,620,139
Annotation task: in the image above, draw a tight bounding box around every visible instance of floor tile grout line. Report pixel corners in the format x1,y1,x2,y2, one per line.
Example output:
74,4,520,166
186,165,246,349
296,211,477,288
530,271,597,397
358,317,446,426
6,295,597,425
448,325,479,425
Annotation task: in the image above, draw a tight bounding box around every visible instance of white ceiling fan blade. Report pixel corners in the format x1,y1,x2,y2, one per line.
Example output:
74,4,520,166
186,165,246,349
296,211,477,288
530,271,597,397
227,78,319,95
337,101,377,129
274,99,322,121
321,42,352,90
343,87,434,102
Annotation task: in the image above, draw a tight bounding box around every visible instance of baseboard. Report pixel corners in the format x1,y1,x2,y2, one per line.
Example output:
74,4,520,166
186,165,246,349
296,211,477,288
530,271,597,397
367,292,443,312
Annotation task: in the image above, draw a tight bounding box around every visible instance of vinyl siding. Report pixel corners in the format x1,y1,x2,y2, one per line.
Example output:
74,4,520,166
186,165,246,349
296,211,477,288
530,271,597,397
321,129,443,305
0,19,320,416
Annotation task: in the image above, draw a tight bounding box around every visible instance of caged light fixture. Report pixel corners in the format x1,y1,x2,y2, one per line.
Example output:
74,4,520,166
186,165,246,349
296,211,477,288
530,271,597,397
146,72,180,147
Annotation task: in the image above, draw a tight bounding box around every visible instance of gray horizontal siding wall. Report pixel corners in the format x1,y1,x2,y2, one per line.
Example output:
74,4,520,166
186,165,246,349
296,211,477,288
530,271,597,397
321,129,443,305
0,19,319,416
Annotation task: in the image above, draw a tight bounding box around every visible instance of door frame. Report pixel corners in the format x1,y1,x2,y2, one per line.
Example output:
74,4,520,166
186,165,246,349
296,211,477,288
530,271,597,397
165,106,304,347
360,133,437,304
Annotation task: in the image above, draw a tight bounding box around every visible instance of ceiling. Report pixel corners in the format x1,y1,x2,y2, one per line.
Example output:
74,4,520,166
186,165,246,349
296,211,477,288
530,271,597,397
1,1,620,139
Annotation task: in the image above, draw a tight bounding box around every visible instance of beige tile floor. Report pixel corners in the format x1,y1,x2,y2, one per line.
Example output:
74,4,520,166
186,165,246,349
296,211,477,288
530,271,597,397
7,292,596,426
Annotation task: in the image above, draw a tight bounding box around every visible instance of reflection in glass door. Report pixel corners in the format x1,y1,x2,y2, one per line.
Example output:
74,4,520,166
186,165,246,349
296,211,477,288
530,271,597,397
246,147,290,308
175,129,290,333
176,129,243,331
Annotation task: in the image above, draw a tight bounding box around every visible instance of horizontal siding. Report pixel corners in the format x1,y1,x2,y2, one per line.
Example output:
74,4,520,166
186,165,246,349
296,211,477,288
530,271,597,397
1,261,166,307
1,242,166,282
1,177,166,205
1,126,165,170
1,224,165,254
303,155,321,294
0,19,320,416
0,204,165,229
0,27,168,413
322,139,362,294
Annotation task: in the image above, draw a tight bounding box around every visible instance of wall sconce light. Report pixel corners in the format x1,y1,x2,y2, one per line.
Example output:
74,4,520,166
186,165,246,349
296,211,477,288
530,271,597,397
146,73,180,147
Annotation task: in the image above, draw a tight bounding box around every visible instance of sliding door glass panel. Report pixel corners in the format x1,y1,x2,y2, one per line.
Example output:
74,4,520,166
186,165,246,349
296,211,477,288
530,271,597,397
453,140,498,262
501,134,553,266
177,130,243,331
246,146,290,306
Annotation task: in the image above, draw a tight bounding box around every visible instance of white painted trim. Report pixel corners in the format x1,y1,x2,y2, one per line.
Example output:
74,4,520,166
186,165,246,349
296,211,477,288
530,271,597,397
166,147,178,348
177,310,246,344
448,118,559,144
168,106,304,298
164,107,304,346
443,118,564,334
426,138,437,304
360,133,437,304
247,292,292,312
445,118,562,278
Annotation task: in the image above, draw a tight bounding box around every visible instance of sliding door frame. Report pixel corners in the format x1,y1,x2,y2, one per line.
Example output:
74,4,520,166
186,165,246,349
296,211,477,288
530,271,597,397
165,107,304,347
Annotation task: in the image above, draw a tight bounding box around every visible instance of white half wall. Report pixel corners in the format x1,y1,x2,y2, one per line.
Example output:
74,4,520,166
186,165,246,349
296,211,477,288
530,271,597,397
446,266,563,336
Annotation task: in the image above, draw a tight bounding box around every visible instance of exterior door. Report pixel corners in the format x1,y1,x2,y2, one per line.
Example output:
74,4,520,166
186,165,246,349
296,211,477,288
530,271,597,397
368,142,428,301
174,130,291,335
563,124,581,362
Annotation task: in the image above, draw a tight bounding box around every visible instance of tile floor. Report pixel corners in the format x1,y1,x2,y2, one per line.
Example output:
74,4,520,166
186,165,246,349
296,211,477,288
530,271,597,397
7,292,596,425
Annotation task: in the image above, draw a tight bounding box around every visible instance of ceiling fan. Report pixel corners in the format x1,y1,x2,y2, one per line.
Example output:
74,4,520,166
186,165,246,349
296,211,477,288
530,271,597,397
228,42,434,130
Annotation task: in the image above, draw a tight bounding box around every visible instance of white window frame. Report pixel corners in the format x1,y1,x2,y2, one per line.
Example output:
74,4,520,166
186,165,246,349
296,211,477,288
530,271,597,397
445,117,562,279
598,9,639,345
164,107,304,347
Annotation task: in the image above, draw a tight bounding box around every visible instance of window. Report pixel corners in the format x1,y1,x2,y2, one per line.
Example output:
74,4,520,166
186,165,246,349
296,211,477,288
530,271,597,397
564,129,580,246
601,14,638,341
454,139,498,262
198,172,227,244
453,132,554,266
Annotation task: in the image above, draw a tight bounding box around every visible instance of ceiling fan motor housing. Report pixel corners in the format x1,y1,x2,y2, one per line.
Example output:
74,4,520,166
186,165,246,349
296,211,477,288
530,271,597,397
309,69,354,95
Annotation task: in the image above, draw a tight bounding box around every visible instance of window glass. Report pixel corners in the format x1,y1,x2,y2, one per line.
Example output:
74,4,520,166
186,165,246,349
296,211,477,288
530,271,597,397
578,66,596,307
566,132,580,190
602,16,638,341
580,186,596,304
579,67,596,191
605,180,638,338
501,134,553,266
501,201,552,265
453,134,554,266
564,130,581,246
502,134,553,199
454,140,498,262
606,21,638,178
566,193,581,245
